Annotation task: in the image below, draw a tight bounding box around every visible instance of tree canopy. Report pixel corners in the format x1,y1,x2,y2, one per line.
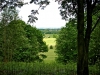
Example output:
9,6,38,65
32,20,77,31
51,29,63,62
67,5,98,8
55,19,77,64
0,20,48,62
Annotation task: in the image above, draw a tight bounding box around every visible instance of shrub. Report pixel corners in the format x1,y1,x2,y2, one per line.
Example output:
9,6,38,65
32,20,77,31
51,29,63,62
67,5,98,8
50,45,53,49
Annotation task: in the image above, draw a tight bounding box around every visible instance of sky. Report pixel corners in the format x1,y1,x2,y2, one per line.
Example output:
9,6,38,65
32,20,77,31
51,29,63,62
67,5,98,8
19,0,66,28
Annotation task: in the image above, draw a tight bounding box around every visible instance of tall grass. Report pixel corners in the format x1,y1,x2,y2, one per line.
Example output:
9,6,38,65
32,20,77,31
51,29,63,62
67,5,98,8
0,62,77,75
0,62,99,75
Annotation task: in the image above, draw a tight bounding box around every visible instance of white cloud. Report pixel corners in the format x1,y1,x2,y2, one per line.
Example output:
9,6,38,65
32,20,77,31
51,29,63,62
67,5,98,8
19,0,66,28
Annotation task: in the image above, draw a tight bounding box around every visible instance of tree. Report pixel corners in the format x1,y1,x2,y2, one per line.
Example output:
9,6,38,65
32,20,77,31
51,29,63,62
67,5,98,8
6,20,48,62
77,1,86,75
55,18,100,65
24,25,48,62
0,2,24,62
55,0,100,75
55,19,77,64
7,20,32,62
0,20,29,62
0,6,20,62
0,0,49,61
0,20,48,62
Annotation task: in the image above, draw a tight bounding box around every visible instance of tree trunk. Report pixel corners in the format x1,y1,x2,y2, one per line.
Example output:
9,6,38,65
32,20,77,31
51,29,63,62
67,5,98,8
83,0,92,74
77,0,89,75
77,0,85,75
77,0,92,75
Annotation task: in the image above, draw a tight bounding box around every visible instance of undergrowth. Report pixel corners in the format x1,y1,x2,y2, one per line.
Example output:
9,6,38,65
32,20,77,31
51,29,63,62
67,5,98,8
0,62,99,75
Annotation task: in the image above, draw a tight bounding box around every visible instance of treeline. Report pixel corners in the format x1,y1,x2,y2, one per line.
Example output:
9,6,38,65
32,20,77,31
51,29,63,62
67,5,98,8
39,29,60,34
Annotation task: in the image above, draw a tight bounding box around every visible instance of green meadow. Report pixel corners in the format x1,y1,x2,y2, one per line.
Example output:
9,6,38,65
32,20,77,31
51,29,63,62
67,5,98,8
43,38,56,46
43,38,57,63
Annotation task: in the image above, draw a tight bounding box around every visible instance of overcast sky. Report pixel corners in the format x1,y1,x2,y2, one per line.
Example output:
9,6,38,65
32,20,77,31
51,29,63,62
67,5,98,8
19,0,66,28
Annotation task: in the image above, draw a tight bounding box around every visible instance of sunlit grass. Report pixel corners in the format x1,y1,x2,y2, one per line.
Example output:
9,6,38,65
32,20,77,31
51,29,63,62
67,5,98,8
43,38,57,63
43,38,56,46
43,49,57,63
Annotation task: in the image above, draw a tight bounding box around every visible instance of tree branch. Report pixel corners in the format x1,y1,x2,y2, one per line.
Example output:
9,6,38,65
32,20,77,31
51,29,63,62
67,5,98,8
72,0,78,16
91,17,100,33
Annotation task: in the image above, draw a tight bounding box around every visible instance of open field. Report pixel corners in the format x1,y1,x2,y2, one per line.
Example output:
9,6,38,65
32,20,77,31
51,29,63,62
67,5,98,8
43,38,57,63
43,49,57,63
43,38,56,46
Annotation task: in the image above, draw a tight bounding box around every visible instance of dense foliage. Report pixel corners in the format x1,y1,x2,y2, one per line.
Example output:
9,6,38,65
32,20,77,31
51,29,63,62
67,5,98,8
55,0,100,75
55,19,77,64
56,19,100,66
89,24,100,65
0,20,48,62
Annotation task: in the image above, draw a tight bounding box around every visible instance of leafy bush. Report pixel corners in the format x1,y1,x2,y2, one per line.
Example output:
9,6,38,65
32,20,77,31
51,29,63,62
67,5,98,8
50,45,53,49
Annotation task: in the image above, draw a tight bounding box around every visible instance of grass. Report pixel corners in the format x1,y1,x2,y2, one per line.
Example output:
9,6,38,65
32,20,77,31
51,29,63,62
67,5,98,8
43,38,57,63
43,50,57,63
0,62,99,75
0,62,77,75
43,38,56,46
